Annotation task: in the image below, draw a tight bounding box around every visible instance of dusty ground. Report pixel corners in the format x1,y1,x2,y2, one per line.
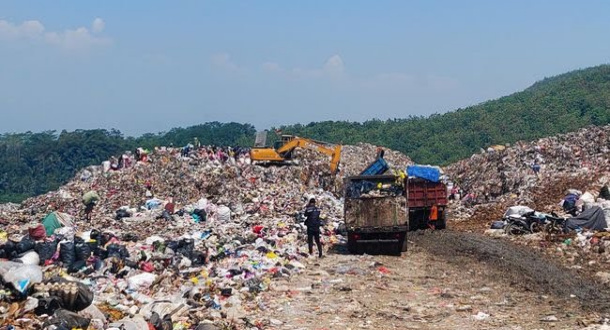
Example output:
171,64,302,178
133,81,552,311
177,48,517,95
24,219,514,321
247,231,609,330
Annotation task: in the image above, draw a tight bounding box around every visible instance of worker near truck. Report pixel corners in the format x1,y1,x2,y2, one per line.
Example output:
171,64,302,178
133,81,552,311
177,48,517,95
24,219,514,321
428,204,439,229
304,198,324,258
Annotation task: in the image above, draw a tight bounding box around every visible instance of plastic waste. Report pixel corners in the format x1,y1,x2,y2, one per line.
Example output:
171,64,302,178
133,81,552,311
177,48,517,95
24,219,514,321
0,261,43,293
34,241,58,264
16,235,35,254
107,316,150,330
74,238,92,261
44,309,91,329
127,273,157,290
217,205,231,222
59,241,76,267
17,251,40,265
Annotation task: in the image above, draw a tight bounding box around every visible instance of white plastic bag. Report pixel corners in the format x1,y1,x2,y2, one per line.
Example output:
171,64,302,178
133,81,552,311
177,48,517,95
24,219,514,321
127,273,157,290
0,261,43,293
17,251,40,265
217,206,231,222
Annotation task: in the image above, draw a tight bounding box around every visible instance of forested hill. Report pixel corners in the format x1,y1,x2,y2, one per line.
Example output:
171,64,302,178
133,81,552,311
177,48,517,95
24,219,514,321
2,64,610,203
0,123,255,203
277,65,610,165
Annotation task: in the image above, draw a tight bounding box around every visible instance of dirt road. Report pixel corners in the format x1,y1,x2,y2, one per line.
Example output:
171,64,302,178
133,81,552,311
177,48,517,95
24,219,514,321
246,231,608,329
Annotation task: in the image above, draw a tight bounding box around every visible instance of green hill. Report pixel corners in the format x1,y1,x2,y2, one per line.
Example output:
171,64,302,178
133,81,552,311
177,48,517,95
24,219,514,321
2,64,610,203
276,64,610,165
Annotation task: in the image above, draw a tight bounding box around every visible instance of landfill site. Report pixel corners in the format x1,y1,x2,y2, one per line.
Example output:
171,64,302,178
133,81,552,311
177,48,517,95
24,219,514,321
4,126,610,330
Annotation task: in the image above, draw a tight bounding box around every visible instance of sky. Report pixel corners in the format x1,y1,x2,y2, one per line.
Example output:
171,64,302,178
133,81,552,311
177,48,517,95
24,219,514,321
1,1,610,136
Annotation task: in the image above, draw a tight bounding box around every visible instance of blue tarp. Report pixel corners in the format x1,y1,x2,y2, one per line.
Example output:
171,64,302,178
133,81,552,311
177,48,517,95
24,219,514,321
407,165,441,182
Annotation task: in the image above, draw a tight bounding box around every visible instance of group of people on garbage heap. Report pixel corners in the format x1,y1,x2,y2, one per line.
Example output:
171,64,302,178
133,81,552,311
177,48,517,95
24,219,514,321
180,143,250,162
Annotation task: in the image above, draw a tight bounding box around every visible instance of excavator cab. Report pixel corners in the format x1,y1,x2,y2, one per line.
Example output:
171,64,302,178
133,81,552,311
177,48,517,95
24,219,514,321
273,135,295,150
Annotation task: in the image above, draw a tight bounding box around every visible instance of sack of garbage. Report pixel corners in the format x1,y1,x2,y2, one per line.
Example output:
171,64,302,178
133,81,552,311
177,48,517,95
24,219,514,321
106,243,130,259
74,237,92,261
17,235,36,254
0,261,43,294
35,240,58,264
28,224,47,241
115,208,132,220
35,296,62,316
16,251,40,265
127,273,157,290
0,240,18,260
59,241,76,267
43,309,91,329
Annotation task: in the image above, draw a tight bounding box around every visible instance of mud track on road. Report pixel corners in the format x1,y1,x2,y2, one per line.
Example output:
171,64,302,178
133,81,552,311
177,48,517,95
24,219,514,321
410,230,610,313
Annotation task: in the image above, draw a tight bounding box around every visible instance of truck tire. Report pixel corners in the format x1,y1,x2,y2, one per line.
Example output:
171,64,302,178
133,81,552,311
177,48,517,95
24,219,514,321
401,238,408,252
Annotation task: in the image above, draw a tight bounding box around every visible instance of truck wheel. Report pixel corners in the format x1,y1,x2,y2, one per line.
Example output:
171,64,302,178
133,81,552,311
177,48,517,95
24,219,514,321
436,220,446,230
436,214,447,230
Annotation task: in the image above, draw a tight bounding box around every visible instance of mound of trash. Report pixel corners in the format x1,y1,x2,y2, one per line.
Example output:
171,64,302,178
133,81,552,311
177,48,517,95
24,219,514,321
443,125,610,283
0,143,411,329
446,125,610,221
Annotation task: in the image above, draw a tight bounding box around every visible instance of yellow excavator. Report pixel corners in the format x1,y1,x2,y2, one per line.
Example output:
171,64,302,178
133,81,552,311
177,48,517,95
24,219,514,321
250,133,342,174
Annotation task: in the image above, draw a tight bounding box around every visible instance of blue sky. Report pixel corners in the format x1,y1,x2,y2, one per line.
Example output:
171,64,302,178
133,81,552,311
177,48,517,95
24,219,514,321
1,1,610,136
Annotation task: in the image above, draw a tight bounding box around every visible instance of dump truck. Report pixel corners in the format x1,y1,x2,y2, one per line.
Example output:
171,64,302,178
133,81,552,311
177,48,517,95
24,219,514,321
345,174,408,255
344,164,448,255
406,165,448,230
250,133,342,175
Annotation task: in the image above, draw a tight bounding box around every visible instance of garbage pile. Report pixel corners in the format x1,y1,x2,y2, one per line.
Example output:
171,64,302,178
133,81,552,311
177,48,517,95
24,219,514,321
0,143,412,329
339,143,413,177
441,125,610,279
445,125,610,222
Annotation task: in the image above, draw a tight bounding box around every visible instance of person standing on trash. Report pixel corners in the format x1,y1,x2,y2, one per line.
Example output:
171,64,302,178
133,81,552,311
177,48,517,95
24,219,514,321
82,190,100,221
304,198,324,257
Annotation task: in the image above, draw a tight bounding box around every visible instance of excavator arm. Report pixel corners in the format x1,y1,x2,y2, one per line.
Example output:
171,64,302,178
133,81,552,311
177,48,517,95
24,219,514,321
250,136,342,174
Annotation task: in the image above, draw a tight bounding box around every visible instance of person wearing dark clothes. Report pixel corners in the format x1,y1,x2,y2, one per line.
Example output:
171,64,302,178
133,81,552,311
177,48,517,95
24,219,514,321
304,198,323,257
563,193,579,216
84,202,95,220
600,185,610,201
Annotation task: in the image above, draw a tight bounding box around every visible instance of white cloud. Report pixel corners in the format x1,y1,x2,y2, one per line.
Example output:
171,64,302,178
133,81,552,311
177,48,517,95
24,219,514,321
92,18,105,33
0,18,111,51
0,20,44,40
211,53,240,72
323,55,345,75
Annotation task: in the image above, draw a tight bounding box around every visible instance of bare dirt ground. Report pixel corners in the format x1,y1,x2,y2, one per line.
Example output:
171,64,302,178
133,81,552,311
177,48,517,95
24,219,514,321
248,231,610,330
